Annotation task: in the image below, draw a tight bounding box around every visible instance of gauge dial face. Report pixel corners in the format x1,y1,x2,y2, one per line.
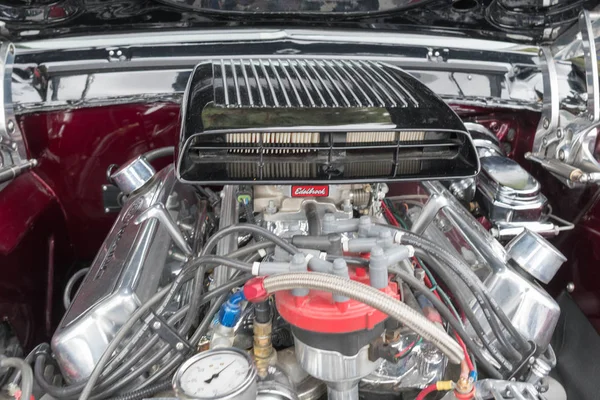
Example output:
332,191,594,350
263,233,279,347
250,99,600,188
178,351,251,399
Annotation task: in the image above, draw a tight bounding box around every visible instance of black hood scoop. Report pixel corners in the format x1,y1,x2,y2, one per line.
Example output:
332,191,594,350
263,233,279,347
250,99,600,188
176,58,479,184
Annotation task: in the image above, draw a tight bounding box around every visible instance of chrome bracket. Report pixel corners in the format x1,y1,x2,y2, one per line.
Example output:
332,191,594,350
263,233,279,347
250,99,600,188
532,47,560,155
0,41,36,189
529,10,600,186
135,202,193,256
476,379,546,400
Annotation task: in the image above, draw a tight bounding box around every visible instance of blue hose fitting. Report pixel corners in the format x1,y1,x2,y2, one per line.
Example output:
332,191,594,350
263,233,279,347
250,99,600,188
218,291,246,327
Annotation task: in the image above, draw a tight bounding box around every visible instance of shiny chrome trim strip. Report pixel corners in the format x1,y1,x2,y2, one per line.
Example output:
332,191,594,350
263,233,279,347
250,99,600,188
16,29,531,54
11,28,549,114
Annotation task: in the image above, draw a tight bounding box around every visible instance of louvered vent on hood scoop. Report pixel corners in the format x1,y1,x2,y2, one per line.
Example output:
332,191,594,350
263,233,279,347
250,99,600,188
176,58,479,184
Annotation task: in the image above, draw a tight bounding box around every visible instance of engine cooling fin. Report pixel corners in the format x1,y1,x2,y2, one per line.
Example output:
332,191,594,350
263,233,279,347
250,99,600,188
177,57,479,184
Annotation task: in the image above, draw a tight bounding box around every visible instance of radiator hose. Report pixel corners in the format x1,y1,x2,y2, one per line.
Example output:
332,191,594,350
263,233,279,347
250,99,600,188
244,272,464,364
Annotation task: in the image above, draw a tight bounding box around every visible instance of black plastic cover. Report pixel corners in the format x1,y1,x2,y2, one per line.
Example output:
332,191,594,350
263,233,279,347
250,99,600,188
177,58,479,184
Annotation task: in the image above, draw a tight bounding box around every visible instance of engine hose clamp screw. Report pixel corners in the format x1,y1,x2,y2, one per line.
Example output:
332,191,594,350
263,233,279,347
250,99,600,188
152,321,162,330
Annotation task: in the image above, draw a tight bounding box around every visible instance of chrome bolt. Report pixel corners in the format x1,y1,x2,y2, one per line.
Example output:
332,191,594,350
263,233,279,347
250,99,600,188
566,282,575,293
542,137,548,145
7,120,15,133
102,185,107,191
342,198,353,213
116,50,123,56
542,118,549,129
467,74,472,80
104,208,110,213
265,200,277,215
557,129,563,139
152,321,161,330
176,342,184,351
590,114,595,121
529,356,536,364
109,50,115,56
559,150,565,161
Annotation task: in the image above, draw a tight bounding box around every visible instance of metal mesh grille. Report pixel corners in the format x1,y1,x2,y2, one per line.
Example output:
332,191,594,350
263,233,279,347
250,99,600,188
226,162,317,179
225,132,320,153
213,59,419,108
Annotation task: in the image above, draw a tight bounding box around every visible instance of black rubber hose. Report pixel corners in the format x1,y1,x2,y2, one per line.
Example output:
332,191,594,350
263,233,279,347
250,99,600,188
104,254,255,381
401,233,526,359
94,275,246,397
143,147,174,162
407,237,522,361
96,307,189,392
33,282,238,400
106,380,171,400
391,269,503,379
201,224,299,256
103,256,250,375
135,292,230,391
105,280,241,396
415,250,512,371
199,275,252,306
34,267,247,399
34,248,255,399
386,226,530,354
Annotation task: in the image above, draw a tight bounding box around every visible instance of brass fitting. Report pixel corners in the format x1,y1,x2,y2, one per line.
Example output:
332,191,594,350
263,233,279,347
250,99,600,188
455,377,472,394
454,377,476,400
253,320,275,378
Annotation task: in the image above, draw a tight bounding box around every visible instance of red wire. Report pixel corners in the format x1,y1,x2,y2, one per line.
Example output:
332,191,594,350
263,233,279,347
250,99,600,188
415,383,438,400
455,333,475,372
395,340,417,358
380,201,400,227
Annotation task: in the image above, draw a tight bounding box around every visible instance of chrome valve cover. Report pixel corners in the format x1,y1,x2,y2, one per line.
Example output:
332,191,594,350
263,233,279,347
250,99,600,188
52,165,203,383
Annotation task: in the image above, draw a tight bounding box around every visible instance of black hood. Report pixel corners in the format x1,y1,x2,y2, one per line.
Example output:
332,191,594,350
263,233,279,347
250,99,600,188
0,0,595,43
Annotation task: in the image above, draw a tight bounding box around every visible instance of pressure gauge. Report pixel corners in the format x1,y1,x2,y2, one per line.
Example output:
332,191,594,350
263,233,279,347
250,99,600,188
173,348,257,400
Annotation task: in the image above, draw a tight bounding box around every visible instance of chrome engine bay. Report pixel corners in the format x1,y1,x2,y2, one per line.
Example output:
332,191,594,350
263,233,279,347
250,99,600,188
22,56,570,400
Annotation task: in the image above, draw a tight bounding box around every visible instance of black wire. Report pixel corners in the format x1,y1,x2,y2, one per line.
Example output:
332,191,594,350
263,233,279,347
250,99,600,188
106,380,171,400
391,269,503,379
415,250,513,371
381,210,521,364
201,224,299,256
380,223,530,355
